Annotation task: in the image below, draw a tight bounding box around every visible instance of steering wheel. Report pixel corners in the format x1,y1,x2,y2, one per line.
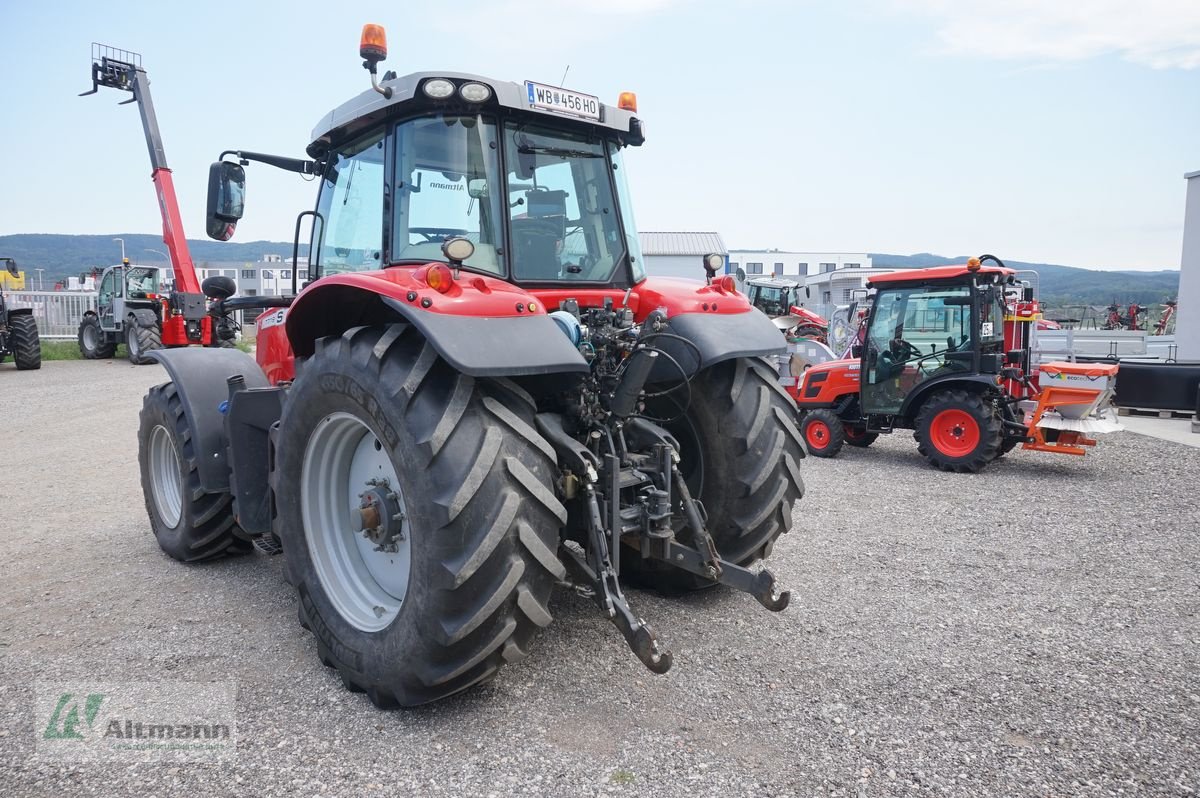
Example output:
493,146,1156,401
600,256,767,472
410,227,469,242
890,338,922,361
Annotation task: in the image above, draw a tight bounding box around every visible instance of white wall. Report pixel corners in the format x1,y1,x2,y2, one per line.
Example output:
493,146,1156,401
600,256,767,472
729,251,871,279
1177,172,1200,360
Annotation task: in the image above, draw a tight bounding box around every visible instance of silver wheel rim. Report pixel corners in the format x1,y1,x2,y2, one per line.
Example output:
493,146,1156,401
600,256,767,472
128,326,139,357
83,323,97,351
148,424,183,528
301,412,412,632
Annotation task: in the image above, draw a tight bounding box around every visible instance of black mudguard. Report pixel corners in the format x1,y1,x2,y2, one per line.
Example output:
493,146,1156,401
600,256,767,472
379,296,589,377
898,374,1000,422
650,309,785,381
148,348,271,493
128,308,159,329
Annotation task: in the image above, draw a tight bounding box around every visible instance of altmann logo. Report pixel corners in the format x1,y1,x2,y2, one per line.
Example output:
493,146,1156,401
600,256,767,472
36,681,237,761
43,693,105,739
42,692,228,742
429,180,463,191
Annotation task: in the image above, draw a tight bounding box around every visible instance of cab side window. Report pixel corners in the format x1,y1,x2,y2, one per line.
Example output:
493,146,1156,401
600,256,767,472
315,132,386,275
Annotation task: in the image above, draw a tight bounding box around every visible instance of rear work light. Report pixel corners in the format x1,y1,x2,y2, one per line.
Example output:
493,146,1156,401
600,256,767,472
459,82,491,103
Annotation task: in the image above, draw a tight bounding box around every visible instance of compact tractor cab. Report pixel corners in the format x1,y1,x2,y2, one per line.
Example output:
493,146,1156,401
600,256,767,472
134,25,805,707
80,46,239,363
792,255,1119,472
0,258,41,370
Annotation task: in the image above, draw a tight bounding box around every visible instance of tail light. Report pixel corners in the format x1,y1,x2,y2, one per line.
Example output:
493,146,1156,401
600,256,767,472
424,264,454,294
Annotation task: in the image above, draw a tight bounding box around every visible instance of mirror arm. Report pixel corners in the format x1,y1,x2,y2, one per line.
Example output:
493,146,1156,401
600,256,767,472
219,150,317,175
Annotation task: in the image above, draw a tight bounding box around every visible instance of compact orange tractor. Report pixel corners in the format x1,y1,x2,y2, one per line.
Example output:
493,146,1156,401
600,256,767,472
790,255,1120,472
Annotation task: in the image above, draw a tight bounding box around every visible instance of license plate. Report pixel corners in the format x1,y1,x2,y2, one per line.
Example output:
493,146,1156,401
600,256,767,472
525,81,601,121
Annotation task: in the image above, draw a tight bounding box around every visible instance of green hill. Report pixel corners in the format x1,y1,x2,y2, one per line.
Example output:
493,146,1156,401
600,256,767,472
869,253,1179,307
0,233,305,285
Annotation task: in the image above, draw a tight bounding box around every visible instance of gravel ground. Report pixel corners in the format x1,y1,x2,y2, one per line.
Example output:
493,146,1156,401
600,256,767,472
1,360,1198,797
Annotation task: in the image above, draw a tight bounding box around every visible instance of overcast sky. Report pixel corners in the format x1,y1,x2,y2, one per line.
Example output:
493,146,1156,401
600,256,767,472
1,0,1197,271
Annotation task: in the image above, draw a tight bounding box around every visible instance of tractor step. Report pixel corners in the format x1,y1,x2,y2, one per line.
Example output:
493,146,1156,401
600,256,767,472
252,532,283,556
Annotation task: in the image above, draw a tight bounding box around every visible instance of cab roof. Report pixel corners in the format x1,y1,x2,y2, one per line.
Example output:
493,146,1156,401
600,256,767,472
868,264,1013,287
309,71,643,158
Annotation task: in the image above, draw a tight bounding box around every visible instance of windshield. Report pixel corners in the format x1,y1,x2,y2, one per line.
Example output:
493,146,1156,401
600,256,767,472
125,266,160,296
750,285,793,316
503,122,627,282
393,115,505,275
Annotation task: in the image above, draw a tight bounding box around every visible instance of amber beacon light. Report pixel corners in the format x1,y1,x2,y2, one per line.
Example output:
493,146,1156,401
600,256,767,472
360,24,388,62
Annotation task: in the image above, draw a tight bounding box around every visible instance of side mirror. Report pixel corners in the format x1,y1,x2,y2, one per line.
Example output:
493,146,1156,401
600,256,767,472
206,161,246,241
2,258,17,278
735,266,746,283
202,275,237,300
805,286,811,299
467,178,489,199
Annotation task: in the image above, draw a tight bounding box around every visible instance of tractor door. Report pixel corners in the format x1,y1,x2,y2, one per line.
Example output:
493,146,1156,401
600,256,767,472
97,268,120,331
861,283,973,415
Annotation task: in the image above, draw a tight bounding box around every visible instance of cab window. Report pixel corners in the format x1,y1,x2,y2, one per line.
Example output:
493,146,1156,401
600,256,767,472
315,132,386,275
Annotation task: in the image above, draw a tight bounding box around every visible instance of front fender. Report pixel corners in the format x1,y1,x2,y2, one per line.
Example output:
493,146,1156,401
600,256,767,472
148,348,269,492
128,308,159,329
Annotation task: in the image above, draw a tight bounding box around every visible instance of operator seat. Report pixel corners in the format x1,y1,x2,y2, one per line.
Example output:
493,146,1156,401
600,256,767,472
511,218,562,280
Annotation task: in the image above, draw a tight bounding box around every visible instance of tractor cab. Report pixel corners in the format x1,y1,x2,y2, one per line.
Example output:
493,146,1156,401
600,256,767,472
744,277,802,318
93,261,163,330
859,264,1009,418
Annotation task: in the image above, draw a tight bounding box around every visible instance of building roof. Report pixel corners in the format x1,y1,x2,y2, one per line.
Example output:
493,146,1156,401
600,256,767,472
1186,170,1200,180
639,232,726,256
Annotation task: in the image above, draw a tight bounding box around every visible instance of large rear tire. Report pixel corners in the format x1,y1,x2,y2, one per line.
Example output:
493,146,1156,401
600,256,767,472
632,357,806,592
914,389,1002,473
78,315,115,359
137,382,252,561
127,321,161,365
9,315,41,370
274,325,566,707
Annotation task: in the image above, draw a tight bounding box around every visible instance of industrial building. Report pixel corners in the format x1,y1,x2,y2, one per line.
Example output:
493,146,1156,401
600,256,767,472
639,232,727,280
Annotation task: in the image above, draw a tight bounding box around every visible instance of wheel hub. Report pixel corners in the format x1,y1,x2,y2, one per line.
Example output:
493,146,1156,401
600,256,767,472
355,479,405,553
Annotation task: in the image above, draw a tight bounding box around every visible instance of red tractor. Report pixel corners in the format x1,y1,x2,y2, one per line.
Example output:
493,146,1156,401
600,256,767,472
134,25,805,707
791,256,1119,472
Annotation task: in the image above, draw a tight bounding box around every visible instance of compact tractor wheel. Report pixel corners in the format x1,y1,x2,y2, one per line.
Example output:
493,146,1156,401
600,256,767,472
9,315,41,370
914,389,1002,473
127,321,162,365
78,315,116,359
273,325,565,707
843,425,878,448
632,357,806,592
137,382,252,561
799,408,845,457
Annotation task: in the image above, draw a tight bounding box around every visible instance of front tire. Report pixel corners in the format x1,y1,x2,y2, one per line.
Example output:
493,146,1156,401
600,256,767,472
800,408,845,457
127,321,161,365
9,315,41,370
78,315,115,359
274,325,566,707
633,357,806,592
137,382,251,561
914,389,1002,473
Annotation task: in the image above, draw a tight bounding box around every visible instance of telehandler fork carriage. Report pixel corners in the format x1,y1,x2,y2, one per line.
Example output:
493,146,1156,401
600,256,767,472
131,25,805,706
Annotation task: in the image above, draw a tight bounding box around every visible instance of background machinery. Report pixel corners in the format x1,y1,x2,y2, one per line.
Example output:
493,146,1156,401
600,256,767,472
132,26,805,707
791,255,1119,472
78,259,173,363
79,46,234,362
0,258,41,370
742,274,828,342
